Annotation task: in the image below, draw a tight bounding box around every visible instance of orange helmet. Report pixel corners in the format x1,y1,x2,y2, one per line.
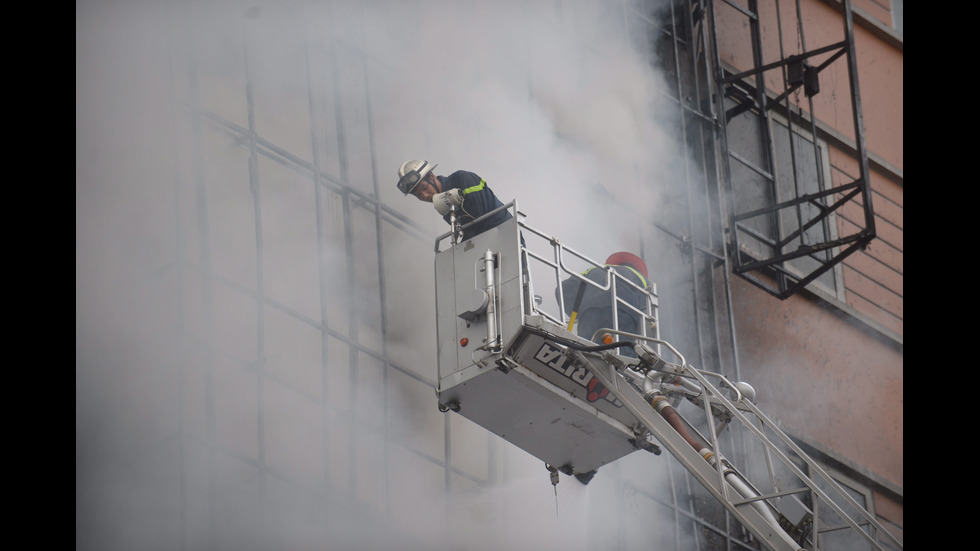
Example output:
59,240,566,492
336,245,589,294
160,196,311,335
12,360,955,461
605,251,648,279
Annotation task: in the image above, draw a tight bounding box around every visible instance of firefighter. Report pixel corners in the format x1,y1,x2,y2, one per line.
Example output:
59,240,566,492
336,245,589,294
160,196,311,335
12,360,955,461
396,159,512,241
558,252,650,357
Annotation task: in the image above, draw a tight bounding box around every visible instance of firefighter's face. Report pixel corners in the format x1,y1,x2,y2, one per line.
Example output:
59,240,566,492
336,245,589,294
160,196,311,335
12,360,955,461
410,174,439,202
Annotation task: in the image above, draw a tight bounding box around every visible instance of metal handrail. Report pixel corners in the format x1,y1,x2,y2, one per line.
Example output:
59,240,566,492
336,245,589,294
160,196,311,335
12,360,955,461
433,201,659,343
433,200,521,252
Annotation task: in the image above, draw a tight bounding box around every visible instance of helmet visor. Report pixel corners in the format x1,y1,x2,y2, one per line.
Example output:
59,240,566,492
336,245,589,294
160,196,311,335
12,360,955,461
397,161,429,195
397,171,422,195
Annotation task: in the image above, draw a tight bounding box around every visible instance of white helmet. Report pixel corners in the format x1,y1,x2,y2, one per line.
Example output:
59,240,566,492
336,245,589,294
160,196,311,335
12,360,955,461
397,159,438,195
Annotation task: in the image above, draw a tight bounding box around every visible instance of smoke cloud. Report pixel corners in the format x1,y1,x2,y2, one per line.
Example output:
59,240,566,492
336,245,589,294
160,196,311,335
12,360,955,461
77,1,693,550
364,0,681,254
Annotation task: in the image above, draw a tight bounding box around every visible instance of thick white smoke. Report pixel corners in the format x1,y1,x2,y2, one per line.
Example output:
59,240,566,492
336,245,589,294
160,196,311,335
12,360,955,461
366,0,681,256
77,1,694,550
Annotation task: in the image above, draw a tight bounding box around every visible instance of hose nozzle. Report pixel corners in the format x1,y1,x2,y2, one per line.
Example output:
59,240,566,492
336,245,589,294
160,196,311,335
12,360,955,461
433,188,463,215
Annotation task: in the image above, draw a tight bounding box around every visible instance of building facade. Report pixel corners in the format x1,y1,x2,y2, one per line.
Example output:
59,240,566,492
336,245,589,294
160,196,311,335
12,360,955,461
76,0,901,549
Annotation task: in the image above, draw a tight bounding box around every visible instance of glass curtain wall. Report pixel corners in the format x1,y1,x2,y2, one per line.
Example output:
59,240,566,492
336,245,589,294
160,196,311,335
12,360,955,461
77,1,776,550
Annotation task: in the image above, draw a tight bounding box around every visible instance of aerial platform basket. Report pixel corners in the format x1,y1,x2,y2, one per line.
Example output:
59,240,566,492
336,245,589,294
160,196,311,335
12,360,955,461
434,201,662,475
432,201,900,551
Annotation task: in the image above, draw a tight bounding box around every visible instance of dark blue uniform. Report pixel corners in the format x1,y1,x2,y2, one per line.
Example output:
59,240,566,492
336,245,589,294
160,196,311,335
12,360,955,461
557,264,649,356
438,171,512,241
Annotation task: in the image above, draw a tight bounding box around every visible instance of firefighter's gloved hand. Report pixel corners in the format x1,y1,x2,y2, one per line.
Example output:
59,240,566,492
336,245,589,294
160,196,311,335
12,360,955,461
432,188,463,215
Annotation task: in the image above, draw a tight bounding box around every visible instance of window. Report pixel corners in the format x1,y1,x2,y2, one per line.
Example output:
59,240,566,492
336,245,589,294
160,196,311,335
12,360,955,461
813,467,877,551
892,0,903,34
724,85,846,301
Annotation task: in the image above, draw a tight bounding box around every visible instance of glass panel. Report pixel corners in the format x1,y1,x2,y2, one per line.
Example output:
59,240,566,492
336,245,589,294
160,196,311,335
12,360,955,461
264,376,326,488
193,0,248,128
727,105,778,260
449,415,489,481
212,283,257,363
815,472,874,551
325,334,351,414
892,0,903,33
306,35,343,181
264,306,323,400
213,354,259,460
381,218,439,381
333,43,377,194
320,187,352,336
387,444,450,544
258,161,322,321
351,203,383,353
355,354,386,430
245,3,313,160
387,369,446,460
355,428,387,511
212,453,262,548
205,127,257,293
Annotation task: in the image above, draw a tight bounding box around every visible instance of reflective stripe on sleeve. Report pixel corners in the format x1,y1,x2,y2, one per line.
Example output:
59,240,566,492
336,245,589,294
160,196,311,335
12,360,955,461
461,179,487,195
